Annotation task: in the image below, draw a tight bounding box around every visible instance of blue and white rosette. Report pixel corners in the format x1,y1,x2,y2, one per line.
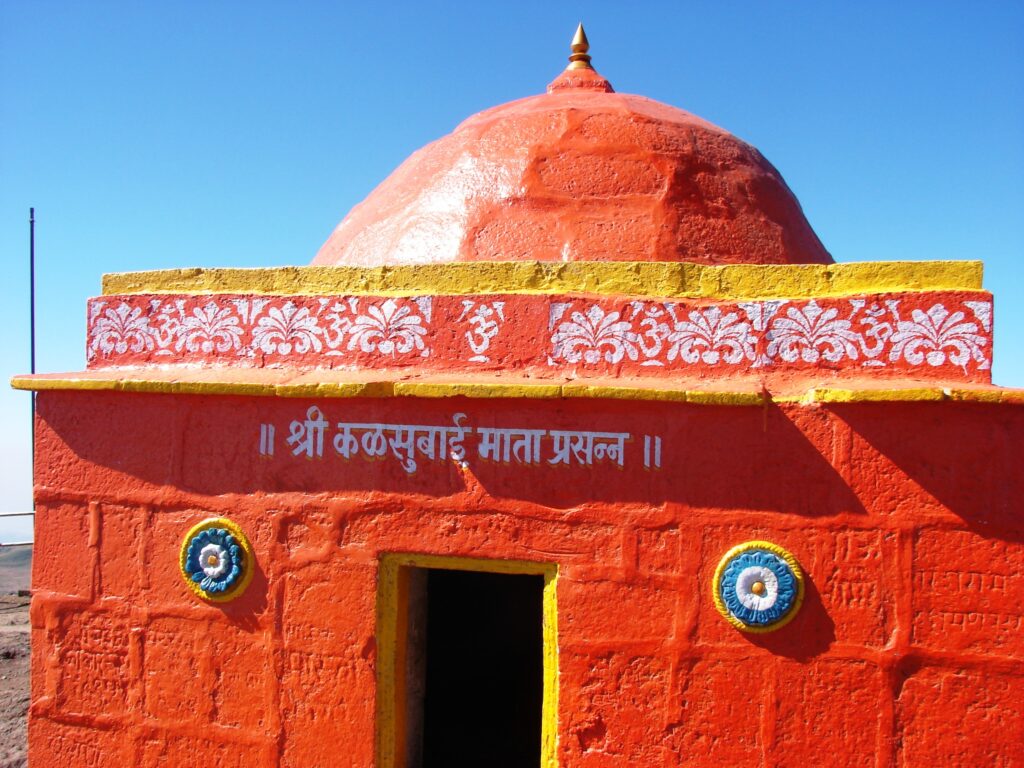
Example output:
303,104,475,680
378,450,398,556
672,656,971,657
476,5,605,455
179,518,254,602
713,541,805,633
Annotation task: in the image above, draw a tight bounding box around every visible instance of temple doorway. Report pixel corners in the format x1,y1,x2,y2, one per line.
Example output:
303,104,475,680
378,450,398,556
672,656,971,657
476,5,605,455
402,567,544,768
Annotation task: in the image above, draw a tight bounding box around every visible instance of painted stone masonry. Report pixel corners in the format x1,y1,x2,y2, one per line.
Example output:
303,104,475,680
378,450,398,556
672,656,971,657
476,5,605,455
13,26,1024,768
24,392,1024,766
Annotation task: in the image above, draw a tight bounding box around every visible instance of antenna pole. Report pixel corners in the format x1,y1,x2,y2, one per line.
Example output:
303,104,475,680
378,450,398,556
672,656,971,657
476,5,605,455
29,208,36,505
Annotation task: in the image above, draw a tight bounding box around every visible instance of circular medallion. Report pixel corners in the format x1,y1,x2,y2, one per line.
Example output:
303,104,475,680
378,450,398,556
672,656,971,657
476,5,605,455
179,518,254,602
712,541,804,633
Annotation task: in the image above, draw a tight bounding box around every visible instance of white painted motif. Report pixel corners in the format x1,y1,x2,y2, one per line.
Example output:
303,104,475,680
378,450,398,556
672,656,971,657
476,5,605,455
766,300,861,363
667,306,756,365
551,305,639,364
88,296,435,362
738,300,785,333
87,294,993,376
965,300,992,332
345,297,430,357
88,301,157,357
177,301,245,354
253,301,325,355
545,298,993,373
853,300,895,365
889,303,989,370
459,300,506,363
629,302,670,364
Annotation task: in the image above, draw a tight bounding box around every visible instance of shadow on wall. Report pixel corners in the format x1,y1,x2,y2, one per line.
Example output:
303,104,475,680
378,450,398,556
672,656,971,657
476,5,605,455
37,392,867,517
216,558,269,629
834,402,1024,543
740,573,835,662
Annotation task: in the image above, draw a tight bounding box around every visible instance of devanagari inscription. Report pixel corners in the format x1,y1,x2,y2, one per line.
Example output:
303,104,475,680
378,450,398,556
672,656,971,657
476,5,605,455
260,411,661,475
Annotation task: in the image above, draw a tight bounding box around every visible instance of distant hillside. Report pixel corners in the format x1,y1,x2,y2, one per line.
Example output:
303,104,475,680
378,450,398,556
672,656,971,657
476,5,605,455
0,547,31,594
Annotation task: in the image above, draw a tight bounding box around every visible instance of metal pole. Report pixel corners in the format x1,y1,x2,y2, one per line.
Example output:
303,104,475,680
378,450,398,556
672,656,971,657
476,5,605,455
29,208,35,376
29,208,36,508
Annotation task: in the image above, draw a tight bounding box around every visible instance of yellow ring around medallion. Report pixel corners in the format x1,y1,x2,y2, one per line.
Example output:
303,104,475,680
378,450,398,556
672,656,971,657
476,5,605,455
178,517,255,603
711,540,806,634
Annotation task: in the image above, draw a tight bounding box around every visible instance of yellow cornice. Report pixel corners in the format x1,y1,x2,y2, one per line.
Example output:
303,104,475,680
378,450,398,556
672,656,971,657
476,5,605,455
100,260,984,300
12,374,1022,407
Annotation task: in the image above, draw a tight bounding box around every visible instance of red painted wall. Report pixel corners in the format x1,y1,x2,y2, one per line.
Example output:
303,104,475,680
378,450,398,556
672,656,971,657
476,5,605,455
29,391,1024,766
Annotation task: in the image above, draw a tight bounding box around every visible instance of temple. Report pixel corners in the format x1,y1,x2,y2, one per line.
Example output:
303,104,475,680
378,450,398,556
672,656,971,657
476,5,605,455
12,25,1024,767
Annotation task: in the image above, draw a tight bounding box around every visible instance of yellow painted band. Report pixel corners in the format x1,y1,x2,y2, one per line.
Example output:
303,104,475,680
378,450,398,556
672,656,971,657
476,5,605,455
10,376,394,399
101,260,983,300
178,517,255,603
797,387,1024,404
393,381,565,399
711,540,806,634
561,383,767,405
376,553,559,768
801,387,947,403
13,375,1024,406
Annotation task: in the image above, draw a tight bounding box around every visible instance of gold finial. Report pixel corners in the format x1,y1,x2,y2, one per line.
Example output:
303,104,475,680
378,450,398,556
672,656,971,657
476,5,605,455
566,23,593,70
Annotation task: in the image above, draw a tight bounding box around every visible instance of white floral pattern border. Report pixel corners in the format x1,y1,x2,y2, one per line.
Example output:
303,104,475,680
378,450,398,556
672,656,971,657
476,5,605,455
86,292,993,381
548,298,992,372
88,296,434,362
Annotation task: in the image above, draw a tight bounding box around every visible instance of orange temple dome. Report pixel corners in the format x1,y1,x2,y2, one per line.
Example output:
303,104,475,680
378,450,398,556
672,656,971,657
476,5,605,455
314,28,832,267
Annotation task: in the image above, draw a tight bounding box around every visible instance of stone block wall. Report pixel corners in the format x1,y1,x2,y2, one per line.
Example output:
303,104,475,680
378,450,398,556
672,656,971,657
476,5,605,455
28,390,1024,767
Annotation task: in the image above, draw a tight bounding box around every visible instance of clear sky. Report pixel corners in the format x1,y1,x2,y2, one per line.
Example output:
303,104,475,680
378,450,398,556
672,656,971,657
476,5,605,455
1,2,1022,539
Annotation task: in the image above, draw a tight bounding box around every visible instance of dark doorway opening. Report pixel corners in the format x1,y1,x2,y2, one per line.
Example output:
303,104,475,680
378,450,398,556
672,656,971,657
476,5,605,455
404,568,544,768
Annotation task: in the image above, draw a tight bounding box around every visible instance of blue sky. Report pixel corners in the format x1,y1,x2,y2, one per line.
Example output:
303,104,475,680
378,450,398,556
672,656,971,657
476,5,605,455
1,2,1022,537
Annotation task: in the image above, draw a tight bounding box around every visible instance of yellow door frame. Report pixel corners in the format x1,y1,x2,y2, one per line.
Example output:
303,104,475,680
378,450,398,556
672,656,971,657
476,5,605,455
376,553,559,768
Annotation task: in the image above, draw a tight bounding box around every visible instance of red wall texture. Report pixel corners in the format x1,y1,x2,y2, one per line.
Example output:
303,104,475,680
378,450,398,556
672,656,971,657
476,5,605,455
29,390,1024,767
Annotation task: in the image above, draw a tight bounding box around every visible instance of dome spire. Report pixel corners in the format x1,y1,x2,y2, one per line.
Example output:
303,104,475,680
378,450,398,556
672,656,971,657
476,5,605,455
567,23,592,70
547,23,613,93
